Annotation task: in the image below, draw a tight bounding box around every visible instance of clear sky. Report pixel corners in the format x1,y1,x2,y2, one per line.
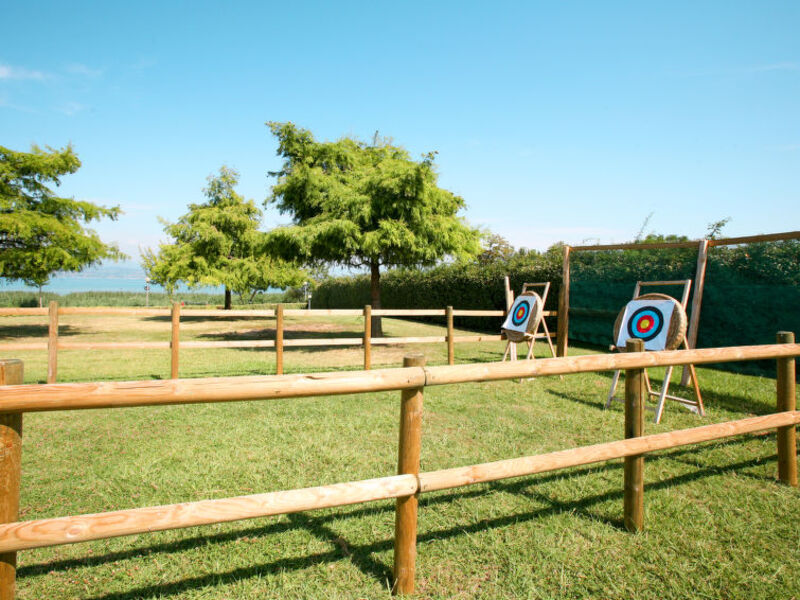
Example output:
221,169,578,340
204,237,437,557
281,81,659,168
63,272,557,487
2,1,798,268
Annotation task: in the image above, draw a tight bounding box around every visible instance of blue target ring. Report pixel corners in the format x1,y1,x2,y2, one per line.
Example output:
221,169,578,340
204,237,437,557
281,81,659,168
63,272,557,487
626,306,664,342
511,300,531,327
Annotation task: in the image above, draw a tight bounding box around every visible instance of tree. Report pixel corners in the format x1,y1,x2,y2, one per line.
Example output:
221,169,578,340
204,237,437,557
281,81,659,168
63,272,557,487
142,166,305,309
0,144,124,305
265,122,481,335
477,233,515,265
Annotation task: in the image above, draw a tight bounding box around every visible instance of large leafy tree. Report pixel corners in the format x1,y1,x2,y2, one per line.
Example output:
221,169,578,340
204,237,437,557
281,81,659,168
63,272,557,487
0,144,124,304
265,122,481,335
142,166,305,308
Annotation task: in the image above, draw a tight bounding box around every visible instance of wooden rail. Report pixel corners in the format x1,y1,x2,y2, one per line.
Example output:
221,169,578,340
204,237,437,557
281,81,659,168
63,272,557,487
0,336,796,598
0,303,545,381
0,333,800,600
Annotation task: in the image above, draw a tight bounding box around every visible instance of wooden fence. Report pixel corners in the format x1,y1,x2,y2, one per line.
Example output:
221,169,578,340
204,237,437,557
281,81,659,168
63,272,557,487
0,333,796,597
0,302,555,381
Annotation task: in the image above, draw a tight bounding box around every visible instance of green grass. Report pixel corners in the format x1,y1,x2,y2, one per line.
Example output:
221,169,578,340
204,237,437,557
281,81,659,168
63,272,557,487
1,312,798,599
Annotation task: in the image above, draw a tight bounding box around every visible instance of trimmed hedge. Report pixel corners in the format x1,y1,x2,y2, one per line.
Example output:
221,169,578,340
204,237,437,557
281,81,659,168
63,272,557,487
314,241,800,376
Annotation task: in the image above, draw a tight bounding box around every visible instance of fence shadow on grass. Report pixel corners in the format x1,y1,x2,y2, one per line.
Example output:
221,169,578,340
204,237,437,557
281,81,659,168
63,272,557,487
0,323,81,339
18,437,777,599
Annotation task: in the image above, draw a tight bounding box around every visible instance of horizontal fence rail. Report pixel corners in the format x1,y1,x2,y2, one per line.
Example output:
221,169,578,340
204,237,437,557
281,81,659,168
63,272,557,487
0,342,796,413
0,303,545,381
0,410,796,554
0,336,796,598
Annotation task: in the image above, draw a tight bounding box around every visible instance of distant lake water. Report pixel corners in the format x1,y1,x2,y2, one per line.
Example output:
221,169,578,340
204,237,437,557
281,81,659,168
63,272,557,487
2,276,225,295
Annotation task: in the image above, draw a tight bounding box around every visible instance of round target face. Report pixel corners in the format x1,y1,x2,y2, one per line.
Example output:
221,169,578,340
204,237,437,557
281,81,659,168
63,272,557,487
626,306,664,342
511,300,531,327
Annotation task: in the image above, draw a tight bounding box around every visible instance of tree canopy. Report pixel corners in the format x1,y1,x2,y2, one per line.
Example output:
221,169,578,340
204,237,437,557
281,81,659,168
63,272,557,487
265,122,481,333
0,144,124,296
142,166,305,308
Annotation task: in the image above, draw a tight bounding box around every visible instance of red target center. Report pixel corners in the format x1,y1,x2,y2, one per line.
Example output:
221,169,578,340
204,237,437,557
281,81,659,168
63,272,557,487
636,317,654,333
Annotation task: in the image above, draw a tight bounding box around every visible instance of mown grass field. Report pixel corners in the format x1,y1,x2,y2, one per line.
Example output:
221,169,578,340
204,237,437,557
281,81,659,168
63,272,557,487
0,312,798,599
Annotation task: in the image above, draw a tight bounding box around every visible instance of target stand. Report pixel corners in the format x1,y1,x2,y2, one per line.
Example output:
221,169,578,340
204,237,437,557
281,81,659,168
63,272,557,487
605,280,704,423
502,282,557,361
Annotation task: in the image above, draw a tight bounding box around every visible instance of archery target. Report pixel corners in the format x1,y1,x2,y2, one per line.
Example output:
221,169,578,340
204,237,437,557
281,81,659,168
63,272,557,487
502,292,544,342
614,299,676,351
511,300,531,326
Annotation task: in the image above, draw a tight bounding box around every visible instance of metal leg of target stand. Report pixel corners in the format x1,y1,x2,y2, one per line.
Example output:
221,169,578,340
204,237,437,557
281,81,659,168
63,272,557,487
653,365,674,424
605,370,621,409
525,339,535,360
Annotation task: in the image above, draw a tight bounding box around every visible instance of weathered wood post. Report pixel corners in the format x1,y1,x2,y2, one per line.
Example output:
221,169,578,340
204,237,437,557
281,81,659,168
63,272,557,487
393,353,425,595
0,359,23,600
275,304,284,375
363,305,372,371
446,306,454,366
170,302,181,379
47,300,58,384
776,331,797,486
624,338,645,532
556,245,571,357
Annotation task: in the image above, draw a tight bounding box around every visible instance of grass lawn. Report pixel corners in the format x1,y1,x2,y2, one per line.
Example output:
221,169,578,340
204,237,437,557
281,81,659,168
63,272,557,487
0,312,798,599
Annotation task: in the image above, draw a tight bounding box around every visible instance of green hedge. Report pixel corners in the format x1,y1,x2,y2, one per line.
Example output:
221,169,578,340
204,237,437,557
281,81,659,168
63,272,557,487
314,241,800,376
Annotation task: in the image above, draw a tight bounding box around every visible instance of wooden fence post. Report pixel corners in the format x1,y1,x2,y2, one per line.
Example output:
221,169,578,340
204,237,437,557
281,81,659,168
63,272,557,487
47,301,58,384
624,338,645,532
393,353,425,596
363,305,372,371
446,306,454,366
0,359,23,600
556,245,571,357
504,275,514,312
682,239,709,386
776,331,797,486
170,302,180,379
275,304,284,375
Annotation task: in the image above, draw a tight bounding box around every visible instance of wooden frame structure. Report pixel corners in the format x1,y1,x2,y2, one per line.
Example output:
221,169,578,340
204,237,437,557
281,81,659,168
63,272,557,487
605,280,704,423
555,229,800,360
0,335,796,598
502,282,557,361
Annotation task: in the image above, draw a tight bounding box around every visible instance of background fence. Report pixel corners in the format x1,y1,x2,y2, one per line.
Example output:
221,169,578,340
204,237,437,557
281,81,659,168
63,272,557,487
0,302,557,382
0,334,797,597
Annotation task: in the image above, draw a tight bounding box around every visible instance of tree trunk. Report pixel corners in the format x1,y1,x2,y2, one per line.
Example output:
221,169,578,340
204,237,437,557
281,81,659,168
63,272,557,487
370,262,383,337
38,285,43,308
224,287,232,310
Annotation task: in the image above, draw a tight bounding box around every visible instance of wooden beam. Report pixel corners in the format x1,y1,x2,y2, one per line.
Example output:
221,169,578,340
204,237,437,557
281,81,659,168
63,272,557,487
0,474,419,553
0,308,48,316
0,368,429,413
393,354,425,595
446,306,454,366
418,410,800,493
708,230,800,247
363,305,372,371
556,246,571,357
422,343,800,387
1,342,799,414
682,239,709,386
571,240,700,251
624,339,645,532
776,332,797,486
0,360,23,600
47,301,58,384
275,304,284,375
170,303,180,379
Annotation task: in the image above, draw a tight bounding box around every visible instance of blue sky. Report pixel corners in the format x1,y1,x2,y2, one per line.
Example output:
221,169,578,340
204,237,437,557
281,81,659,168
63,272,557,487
2,1,798,270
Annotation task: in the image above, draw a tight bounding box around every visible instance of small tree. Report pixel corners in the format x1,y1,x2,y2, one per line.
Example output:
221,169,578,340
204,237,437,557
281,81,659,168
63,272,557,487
143,166,305,308
0,144,124,305
265,122,481,335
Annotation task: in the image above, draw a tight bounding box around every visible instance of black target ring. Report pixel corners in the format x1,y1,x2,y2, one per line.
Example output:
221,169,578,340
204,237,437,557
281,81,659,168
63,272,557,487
626,306,664,342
